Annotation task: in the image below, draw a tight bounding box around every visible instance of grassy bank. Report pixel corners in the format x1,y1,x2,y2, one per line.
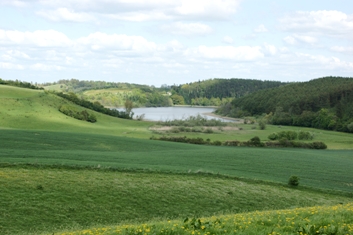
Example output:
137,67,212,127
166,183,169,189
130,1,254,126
61,203,353,235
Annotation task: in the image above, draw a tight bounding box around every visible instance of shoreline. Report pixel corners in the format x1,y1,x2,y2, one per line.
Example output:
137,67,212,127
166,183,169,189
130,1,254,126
203,112,243,123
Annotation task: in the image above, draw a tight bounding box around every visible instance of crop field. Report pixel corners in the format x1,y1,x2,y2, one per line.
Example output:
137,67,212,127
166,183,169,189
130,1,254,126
1,166,352,234
1,129,353,193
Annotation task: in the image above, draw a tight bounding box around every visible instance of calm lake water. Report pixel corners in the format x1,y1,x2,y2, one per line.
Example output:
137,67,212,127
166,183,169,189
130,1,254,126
118,106,226,122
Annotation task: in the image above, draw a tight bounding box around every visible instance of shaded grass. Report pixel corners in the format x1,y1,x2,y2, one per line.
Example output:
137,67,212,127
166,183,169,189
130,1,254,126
1,166,352,234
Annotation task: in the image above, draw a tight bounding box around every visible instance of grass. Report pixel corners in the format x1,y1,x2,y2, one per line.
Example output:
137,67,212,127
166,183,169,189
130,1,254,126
1,129,353,193
1,85,353,234
0,85,152,138
61,203,353,235
1,166,352,234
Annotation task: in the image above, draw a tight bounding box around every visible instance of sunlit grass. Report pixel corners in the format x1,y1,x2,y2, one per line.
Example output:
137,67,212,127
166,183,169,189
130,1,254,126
61,203,353,235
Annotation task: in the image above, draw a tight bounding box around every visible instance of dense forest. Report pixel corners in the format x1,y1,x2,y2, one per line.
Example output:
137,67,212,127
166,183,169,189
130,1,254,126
170,78,286,105
216,76,353,133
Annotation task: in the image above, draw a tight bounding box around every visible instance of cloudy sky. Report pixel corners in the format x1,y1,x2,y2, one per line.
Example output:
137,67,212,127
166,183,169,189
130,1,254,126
1,0,353,86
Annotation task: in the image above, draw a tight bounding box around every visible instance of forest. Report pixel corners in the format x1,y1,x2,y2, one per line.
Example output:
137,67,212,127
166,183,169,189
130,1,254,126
216,76,353,133
170,78,285,105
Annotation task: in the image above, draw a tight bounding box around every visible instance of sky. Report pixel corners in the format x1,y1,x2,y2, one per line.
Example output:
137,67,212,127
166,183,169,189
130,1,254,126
1,0,353,86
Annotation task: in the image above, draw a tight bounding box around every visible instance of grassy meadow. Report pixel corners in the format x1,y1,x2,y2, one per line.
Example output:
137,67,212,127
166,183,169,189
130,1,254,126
1,85,353,234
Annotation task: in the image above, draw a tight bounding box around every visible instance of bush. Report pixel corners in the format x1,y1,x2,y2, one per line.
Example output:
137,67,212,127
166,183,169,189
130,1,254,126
268,133,278,140
310,142,327,149
59,105,97,123
347,122,353,132
223,140,240,146
258,120,266,130
298,131,314,140
242,136,265,147
288,175,299,187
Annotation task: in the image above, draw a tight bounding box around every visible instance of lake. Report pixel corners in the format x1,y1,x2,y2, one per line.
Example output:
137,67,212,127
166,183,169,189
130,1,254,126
118,106,231,122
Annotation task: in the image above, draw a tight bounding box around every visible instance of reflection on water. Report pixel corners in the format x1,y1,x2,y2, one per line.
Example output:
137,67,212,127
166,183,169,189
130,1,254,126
117,106,229,122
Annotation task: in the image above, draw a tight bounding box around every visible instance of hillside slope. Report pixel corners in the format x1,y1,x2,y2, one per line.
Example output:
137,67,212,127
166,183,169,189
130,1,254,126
0,85,151,137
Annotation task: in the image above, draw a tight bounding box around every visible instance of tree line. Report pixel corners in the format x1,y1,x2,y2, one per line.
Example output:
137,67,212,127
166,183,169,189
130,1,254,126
0,78,43,90
55,92,133,119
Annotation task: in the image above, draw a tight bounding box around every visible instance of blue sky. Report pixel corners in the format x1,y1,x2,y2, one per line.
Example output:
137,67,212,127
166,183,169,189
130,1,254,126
1,0,353,86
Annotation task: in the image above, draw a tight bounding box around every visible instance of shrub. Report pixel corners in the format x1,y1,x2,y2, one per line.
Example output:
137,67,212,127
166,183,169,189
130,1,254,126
242,136,265,147
223,140,240,146
347,122,353,132
204,128,214,134
268,133,278,140
212,140,222,146
310,142,327,149
59,105,97,123
258,120,266,130
298,131,314,140
288,175,299,187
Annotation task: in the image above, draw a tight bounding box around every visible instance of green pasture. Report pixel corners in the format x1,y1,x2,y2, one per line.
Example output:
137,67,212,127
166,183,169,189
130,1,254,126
1,129,352,193
1,166,351,234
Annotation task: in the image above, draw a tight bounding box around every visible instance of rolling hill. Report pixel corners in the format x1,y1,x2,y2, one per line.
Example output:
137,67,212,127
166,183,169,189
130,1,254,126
1,83,353,234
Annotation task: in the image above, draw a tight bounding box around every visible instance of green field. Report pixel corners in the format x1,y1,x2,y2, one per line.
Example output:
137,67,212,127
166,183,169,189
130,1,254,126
1,85,353,235
1,129,353,193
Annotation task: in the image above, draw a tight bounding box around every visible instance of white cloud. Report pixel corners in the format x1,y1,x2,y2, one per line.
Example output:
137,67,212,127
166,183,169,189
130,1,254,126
23,0,242,22
262,43,277,55
0,29,72,47
283,34,317,45
296,53,353,70
161,22,212,36
331,46,353,54
222,36,234,44
30,63,63,71
0,0,29,7
280,10,353,37
77,32,157,54
254,24,268,33
0,62,25,70
187,45,264,61
37,8,95,22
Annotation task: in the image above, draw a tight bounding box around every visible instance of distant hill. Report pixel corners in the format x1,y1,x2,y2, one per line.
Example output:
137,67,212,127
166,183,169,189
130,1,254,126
171,78,286,106
43,78,286,107
216,76,353,132
42,79,172,107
